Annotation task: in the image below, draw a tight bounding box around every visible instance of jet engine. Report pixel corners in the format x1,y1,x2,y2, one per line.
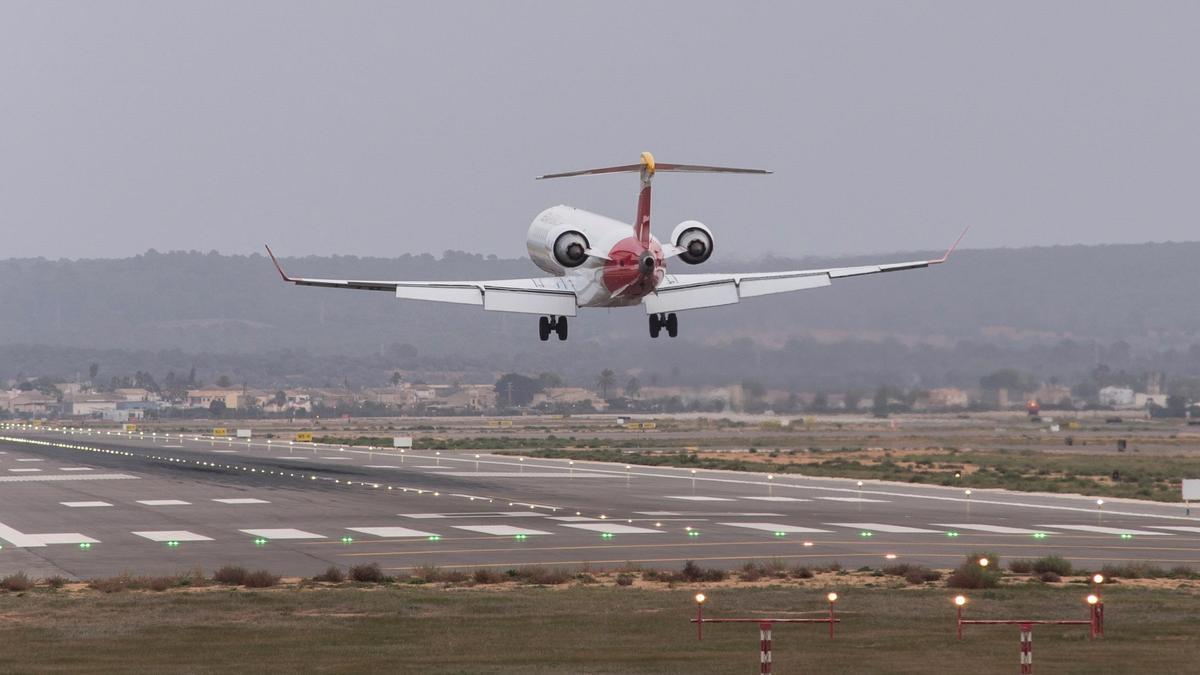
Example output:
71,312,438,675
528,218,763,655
671,220,713,265
552,230,590,268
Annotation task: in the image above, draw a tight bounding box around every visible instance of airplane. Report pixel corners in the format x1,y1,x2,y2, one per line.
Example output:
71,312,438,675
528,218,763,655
266,152,965,341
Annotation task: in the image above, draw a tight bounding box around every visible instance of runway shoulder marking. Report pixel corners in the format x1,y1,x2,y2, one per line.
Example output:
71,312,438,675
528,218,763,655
212,498,270,504
239,528,325,540
741,496,812,502
1037,524,1173,536
664,496,735,502
933,523,1051,534
137,499,191,506
559,523,663,534
1148,526,1200,534
347,526,440,538
133,530,213,542
401,512,541,519
59,467,94,471
432,471,616,478
452,525,552,536
719,522,834,533
825,522,943,533
819,497,890,503
8,468,42,472
60,501,112,508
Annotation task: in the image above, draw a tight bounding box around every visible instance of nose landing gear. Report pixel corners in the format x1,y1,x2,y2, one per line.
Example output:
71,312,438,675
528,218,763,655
648,313,678,338
538,316,569,341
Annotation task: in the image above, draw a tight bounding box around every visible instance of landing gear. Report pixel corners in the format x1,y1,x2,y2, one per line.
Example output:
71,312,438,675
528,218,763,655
539,316,569,341
649,313,678,338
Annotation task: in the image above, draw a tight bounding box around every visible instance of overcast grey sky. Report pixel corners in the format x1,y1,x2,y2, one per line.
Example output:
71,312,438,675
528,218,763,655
1,2,1196,261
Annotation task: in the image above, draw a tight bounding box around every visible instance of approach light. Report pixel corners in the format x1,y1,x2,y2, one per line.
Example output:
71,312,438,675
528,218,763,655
954,595,966,606
802,541,814,547
1087,594,1099,605
1096,499,1104,506
827,592,838,603
694,593,706,604
978,558,989,567
1093,574,1105,584
885,553,897,560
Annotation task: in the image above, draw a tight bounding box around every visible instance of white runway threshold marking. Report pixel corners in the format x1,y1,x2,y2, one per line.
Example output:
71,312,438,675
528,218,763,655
1036,524,1172,536
60,501,112,508
239,528,324,540
934,523,1052,535
347,527,440,538
547,516,599,522
0,473,138,483
1148,526,1200,534
137,500,191,506
0,522,98,547
16,458,44,462
559,523,663,534
664,496,735,502
133,530,213,542
819,497,891,503
401,512,541,519
59,467,94,471
212,498,270,504
8,468,42,472
825,523,943,533
719,522,834,533
741,496,812,502
452,525,552,536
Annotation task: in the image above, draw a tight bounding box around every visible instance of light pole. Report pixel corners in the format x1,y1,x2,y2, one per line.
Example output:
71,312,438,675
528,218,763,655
475,454,480,472
954,595,967,639
767,474,774,497
1096,498,1104,524
625,464,631,487
695,593,706,640
691,469,697,494
965,488,972,520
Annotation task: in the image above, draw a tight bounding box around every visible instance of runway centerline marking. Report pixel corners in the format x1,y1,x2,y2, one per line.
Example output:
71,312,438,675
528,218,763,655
452,525,552,536
1036,524,1172,536
719,523,834,533
240,528,324,540
559,523,663,534
212,498,270,504
347,527,441,538
825,522,943,533
741,496,811,502
133,530,213,542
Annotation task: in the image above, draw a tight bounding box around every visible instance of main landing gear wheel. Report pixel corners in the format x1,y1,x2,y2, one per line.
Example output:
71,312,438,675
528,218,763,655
539,316,569,341
649,313,678,338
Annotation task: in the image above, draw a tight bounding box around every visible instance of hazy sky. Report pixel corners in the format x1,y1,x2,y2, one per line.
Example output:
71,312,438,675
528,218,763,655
1,2,1197,261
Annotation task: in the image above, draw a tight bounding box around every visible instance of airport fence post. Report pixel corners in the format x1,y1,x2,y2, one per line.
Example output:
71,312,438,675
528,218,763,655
1019,623,1033,674
759,622,773,674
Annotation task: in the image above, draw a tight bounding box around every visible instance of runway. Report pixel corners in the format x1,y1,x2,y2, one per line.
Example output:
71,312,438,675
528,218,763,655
1,424,1198,579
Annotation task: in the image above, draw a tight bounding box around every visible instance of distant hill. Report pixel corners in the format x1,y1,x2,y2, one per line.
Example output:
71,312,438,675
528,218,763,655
1,242,1198,389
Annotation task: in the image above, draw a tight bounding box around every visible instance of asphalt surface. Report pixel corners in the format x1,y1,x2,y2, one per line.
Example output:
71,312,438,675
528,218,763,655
2,424,1198,579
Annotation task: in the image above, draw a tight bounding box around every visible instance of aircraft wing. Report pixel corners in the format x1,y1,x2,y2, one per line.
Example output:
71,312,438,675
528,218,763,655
643,229,967,315
265,246,578,316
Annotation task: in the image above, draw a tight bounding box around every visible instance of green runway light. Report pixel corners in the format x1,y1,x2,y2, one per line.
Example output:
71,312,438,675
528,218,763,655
687,530,700,537
859,531,874,538
514,534,528,541
167,540,180,548
1120,533,1133,540
254,538,267,546
1032,532,1048,539
601,532,614,540
79,542,91,550
341,536,354,544
946,531,960,538
773,531,786,537
428,535,441,542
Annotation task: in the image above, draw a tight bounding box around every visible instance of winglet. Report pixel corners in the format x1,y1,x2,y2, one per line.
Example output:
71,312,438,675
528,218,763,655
264,244,295,282
933,226,970,264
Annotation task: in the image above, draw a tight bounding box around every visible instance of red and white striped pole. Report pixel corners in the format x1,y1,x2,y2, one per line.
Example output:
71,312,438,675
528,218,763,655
1019,623,1033,674
759,622,773,674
